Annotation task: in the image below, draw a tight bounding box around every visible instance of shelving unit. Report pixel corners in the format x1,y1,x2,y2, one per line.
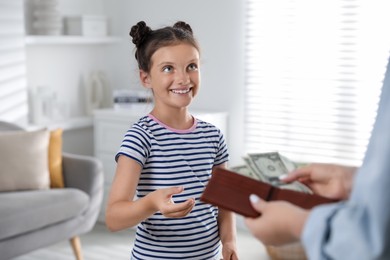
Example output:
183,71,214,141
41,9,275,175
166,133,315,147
21,1,122,156
25,35,121,45
24,116,93,131
24,35,121,132
42,116,93,130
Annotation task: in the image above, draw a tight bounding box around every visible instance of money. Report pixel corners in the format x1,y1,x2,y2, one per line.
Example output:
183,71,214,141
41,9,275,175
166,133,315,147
242,156,267,181
231,152,312,193
230,164,255,179
249,152,289,179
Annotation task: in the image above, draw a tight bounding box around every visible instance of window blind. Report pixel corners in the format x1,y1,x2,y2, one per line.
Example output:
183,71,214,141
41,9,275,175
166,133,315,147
0,0,28,123
245,0,390,166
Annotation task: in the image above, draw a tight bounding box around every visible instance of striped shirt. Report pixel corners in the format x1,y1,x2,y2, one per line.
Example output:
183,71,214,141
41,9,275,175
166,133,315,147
115,114,229,260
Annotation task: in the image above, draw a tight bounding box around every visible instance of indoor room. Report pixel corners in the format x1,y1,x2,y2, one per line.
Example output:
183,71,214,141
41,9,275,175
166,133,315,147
1,0,390,259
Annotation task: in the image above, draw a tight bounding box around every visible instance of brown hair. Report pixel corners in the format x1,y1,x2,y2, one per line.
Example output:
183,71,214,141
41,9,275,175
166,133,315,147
129,21,200,73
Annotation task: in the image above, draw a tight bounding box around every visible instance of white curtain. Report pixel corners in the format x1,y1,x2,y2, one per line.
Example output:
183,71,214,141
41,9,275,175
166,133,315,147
0,0,28,123
244,0,390,166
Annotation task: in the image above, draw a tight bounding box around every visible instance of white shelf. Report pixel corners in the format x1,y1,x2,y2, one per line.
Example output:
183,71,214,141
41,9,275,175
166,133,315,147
25,116,93,131
25,35,121,45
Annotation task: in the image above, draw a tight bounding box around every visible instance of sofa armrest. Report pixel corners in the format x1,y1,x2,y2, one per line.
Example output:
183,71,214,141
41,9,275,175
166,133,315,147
62,152,104,198
62,152,104,234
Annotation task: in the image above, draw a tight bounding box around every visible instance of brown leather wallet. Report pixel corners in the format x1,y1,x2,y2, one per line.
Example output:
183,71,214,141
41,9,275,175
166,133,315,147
200,168,339,218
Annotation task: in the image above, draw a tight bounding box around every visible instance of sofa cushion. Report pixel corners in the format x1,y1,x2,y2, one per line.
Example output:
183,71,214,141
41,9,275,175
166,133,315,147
49,128,64,188
0,188,89,240
0,129,50,192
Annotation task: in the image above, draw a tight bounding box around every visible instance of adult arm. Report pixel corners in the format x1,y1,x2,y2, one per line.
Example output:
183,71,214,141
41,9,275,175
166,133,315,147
304,61,390,259
246,68,390,258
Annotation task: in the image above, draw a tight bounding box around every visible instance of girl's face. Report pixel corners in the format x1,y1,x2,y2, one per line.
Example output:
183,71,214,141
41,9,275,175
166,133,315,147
140,43,200,112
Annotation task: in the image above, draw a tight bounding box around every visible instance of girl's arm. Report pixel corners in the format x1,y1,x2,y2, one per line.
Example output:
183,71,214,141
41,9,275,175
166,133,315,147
105,155,195,231
215,163,239,260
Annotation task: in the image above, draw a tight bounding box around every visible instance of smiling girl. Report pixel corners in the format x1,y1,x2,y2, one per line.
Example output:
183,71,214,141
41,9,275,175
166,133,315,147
105,21,238,260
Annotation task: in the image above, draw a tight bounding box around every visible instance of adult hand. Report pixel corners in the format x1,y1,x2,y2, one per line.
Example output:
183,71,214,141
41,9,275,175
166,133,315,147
152,186,195,218
281,163,356,200
244,195,309,246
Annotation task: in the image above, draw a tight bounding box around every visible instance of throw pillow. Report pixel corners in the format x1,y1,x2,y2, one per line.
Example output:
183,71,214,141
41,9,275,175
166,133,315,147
49,128,64,188
0,129,50,192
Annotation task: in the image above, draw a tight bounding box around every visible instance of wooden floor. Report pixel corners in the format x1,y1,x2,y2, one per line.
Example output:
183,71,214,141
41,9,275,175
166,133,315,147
11,218,271,260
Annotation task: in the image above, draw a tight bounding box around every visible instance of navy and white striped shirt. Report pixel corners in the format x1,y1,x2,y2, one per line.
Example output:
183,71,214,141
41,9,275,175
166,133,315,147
115,114,229,260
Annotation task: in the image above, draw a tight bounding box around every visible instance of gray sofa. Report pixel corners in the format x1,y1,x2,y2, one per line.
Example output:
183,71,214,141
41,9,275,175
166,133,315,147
0,121,104,260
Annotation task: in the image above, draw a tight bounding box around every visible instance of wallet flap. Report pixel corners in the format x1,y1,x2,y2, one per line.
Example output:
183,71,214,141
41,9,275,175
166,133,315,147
200,168,272,217
200,168,338,218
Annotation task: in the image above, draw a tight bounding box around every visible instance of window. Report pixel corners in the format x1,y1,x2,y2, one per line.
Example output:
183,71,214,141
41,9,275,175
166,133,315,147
0,0,28,123
244,0,390,166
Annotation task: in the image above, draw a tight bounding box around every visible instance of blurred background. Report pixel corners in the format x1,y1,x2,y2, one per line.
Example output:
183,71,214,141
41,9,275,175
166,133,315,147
2,0,390,259
2,0,390,167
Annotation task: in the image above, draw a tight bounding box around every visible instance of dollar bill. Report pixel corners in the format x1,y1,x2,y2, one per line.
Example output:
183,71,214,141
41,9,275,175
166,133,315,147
249,152,289,178
251,152,312,193
242,156,267,181
230,164,254,178
279,154,298,172
246,152,312,193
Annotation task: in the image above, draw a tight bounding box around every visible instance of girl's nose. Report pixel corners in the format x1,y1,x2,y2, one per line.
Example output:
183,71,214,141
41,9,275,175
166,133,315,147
176,70,190,85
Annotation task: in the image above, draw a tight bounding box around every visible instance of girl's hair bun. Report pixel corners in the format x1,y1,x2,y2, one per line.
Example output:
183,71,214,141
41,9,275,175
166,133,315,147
173,21,193,35
129,20,199,72
129,21,152,47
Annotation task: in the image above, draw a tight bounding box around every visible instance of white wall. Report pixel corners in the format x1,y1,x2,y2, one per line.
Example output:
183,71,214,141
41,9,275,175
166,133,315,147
25,0,246,165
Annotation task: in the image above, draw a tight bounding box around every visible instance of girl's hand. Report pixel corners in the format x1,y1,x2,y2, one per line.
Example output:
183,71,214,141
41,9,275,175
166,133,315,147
221,241,239,260
151,186,195,218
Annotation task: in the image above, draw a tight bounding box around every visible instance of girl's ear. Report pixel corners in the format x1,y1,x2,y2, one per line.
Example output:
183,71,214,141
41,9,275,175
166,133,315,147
139,70,152,88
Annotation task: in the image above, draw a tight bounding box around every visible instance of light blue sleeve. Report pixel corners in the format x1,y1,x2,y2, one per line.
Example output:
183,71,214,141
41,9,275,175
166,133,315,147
302,58,390,260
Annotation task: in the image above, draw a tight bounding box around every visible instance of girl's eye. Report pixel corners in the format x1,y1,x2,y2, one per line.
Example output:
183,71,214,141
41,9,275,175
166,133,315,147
162,66,173,73
188,63,198,71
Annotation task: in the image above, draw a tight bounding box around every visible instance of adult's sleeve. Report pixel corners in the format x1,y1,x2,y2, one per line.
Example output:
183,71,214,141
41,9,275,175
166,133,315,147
302,58,390,259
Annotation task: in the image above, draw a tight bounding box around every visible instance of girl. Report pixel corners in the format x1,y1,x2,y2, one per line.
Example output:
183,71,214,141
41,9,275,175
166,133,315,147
106,21,238,260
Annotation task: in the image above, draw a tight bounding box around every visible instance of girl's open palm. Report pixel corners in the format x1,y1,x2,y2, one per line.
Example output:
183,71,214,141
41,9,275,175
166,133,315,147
153,186,195,218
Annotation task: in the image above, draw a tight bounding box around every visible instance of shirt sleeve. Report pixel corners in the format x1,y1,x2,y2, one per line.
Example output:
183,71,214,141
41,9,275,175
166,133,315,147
302,59,390,260
214,129,229,166
115,124,150,166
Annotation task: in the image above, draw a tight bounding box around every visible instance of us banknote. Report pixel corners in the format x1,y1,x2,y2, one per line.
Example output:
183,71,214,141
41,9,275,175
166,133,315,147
231,152,312,193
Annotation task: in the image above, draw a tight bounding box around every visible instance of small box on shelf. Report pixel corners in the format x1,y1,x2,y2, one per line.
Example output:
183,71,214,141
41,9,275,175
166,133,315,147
65,15,108,37
113,89,153,111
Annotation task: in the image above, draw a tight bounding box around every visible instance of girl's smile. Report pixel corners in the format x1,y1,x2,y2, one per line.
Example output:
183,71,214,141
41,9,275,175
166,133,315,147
140,43,200,112
170,87,193,94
